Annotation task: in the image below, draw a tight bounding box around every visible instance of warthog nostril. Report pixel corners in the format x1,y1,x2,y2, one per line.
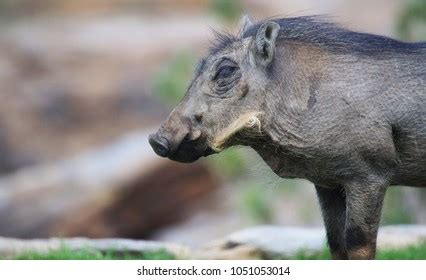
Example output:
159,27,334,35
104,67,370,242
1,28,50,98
183,133,191,142
194,113,203,123
149,134,170,157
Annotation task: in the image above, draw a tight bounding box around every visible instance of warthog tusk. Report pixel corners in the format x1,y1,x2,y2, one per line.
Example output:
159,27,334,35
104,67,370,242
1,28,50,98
211,112,263,152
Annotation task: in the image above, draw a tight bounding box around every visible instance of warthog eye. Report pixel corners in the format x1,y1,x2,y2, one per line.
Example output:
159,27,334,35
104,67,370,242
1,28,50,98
214,65,238,80
211,58,241,95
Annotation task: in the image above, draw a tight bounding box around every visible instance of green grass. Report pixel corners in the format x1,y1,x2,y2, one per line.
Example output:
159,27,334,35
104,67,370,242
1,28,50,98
10,247,176,260
5,242,426,260
288,242,426,260
289,247,331,260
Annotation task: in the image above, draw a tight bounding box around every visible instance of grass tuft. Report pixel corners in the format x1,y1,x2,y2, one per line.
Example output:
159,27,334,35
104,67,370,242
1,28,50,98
12,247,175,260
286,242,426,260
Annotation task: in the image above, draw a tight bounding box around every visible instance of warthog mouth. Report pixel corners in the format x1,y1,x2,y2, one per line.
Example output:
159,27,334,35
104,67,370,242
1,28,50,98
211,111,263,152
168,137,215,163
164,112,263,163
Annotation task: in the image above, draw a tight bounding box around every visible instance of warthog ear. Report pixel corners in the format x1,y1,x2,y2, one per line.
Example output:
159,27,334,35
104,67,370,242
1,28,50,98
238,14,253,36
251,21,280,67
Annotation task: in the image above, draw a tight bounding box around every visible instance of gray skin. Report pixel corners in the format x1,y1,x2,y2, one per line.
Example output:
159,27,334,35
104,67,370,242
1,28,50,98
149,15,426,260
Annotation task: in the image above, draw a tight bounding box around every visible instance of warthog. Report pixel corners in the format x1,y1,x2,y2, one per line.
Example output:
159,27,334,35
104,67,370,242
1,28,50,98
149,15,426,259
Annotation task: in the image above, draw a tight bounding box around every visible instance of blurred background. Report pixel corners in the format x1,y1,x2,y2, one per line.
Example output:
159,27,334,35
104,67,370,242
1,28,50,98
0,0,425,249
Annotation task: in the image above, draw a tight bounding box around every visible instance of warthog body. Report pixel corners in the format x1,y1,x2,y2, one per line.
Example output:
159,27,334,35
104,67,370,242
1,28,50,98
149,16,426,259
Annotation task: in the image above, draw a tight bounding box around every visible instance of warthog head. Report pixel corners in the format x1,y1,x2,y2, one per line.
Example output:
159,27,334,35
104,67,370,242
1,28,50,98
149,15,281,162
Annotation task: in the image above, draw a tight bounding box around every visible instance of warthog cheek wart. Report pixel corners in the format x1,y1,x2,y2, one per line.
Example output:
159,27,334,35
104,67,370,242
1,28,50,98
240,83,249,98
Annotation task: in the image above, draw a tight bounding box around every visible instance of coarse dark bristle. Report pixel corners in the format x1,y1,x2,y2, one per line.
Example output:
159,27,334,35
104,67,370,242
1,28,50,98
209,15,426,57
209,30,238,55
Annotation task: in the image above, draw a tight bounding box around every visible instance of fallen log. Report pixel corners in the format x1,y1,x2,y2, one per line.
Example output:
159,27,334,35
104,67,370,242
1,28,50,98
0,130,217,238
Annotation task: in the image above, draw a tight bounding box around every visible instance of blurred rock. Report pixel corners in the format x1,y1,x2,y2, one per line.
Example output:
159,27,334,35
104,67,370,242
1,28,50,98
0,236,191,259
378,225,426,249
197,225,426,259
198,226,325,259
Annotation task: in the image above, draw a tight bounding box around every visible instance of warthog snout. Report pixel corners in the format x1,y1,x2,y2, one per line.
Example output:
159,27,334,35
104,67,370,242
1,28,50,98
148,134,171,157
149,119,191,158
149,109,212,163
